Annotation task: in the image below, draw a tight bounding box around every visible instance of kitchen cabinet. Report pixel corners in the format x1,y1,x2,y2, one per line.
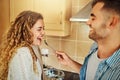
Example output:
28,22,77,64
10,0,34,22
10,0,71,36
0,0,10,43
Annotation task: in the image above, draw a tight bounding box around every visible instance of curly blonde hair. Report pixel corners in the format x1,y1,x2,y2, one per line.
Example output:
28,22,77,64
0,10,43,80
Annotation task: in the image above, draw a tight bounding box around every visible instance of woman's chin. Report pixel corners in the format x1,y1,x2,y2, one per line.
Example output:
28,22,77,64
33,41,42,46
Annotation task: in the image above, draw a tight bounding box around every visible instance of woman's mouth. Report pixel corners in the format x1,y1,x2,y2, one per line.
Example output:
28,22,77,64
37,37,42,41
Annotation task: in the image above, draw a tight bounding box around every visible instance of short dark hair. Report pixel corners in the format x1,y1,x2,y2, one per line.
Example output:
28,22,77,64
92,0,120,15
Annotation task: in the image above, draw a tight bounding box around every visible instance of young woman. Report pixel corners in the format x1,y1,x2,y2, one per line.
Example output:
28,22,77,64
0,10,45,80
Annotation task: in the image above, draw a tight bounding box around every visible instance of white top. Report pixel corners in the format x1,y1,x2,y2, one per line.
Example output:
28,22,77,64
7,47,42,80
86,51,104,80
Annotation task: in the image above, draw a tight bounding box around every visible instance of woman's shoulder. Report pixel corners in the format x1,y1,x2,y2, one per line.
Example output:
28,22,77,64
17,47,31,52
16,47,31,56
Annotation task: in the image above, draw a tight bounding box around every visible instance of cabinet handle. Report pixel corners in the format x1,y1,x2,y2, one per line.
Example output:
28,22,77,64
60,11,62,24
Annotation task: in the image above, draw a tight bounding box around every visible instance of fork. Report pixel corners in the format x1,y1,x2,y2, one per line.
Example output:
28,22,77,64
44,40,63,59
44,40,56,52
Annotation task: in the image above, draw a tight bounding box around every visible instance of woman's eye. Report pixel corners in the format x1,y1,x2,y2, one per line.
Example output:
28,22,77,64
38,29,42,31
36,28,41,31
37,27,44,31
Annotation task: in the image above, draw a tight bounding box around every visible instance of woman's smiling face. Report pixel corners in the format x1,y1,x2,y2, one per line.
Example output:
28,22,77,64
31,19,45,46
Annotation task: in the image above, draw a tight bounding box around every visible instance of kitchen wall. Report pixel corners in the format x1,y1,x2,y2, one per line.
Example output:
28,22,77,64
41,0,93,73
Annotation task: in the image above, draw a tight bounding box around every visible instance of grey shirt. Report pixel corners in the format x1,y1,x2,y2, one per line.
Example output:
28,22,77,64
86,51,104,80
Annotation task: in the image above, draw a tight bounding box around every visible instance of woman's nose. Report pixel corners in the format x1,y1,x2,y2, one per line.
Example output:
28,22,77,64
41,29,45,36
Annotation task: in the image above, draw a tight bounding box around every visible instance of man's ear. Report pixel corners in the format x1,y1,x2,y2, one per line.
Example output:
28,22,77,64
108,15,119,29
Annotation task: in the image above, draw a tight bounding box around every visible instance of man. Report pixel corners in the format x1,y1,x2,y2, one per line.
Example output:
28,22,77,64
56,0,120,80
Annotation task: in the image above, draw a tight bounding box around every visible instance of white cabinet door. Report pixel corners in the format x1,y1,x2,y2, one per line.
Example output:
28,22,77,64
10,0,34,22
36,0,71,36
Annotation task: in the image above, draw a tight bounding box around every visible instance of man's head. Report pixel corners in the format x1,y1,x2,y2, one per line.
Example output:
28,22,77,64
87,0,120,41
92,0,120,16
